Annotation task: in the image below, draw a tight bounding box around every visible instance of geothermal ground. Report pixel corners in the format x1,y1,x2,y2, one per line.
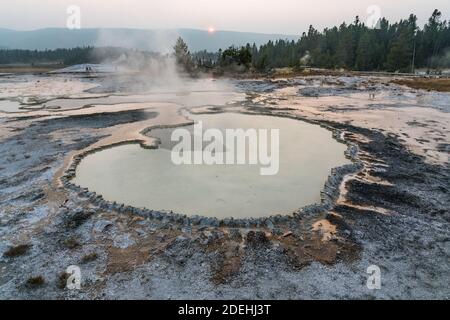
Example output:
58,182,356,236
0,72,449,299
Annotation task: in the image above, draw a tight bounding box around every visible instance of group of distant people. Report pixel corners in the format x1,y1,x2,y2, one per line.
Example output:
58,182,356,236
84,65,118,73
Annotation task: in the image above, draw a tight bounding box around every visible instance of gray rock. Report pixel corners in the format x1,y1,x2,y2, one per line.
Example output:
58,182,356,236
93,220,113,233
265,219,275,231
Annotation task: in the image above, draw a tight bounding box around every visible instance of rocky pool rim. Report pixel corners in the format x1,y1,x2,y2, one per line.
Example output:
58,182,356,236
59,109,364,227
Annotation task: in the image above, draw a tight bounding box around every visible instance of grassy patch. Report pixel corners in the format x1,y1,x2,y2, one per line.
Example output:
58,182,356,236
63,237,81,249
81,252,98,264
0,65,62,74
3,244,31,258
26,275,45,288
391,78,450,92
57,272,70,289
65,211,93,229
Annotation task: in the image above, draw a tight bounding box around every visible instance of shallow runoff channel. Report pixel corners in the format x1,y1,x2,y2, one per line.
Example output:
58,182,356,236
73,113,350,218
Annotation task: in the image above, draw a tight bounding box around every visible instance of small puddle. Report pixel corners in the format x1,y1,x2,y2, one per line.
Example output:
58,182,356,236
0,100,25,113
73,113,350,218
45,92,243,110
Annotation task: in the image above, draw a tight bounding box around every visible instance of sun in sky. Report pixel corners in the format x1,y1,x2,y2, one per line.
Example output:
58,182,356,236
208,27,216,34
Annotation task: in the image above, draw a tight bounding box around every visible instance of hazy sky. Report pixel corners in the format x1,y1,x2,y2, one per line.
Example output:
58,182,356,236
1,0,449,34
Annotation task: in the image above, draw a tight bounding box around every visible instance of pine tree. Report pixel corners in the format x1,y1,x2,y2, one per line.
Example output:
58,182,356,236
173,37,194,72
386,15,417,72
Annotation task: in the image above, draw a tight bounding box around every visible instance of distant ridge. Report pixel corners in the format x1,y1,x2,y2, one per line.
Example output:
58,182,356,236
0,28,299,52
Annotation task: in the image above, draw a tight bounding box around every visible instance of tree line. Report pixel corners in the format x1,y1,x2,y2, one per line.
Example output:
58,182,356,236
0,47,157,66
246,9,450,72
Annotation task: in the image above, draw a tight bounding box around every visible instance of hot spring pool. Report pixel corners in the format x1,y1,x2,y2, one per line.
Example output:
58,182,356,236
73,113,351,218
